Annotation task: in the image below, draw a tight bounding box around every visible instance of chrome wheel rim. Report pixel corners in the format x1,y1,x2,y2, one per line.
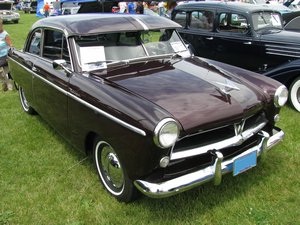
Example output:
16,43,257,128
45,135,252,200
95,141,125,195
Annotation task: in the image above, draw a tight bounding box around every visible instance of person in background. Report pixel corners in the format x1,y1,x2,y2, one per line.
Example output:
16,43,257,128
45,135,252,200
0,20,13,91
118,2,127,13
136,1,144,14
44,2,50,17
127,2,136,14
166,1,177,18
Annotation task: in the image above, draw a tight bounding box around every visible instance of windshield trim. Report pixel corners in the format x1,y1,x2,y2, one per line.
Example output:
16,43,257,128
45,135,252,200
74,29,189,72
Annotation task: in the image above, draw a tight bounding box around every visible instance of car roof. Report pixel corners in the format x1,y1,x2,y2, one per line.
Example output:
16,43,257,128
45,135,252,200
175,1,282,13
31,13,181,36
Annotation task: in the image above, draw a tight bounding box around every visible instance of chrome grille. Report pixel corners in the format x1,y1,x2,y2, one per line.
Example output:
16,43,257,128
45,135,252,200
171,112,267,160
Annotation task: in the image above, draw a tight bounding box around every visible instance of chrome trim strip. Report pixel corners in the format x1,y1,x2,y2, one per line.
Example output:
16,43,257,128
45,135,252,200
170,121,267,160
9,57,68,95
266,48,300,55
266,51,300,58
265,44,300,51
9,57,147,137
68,93,146,136
134,128,284,198
133,17,149,31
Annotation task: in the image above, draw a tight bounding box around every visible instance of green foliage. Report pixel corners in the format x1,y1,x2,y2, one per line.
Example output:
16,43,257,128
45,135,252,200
1,13,299,225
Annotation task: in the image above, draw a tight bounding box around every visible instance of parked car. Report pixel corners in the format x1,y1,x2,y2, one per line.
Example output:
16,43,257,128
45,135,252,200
0,0,20,23
23,1,37,14
8,14,288,202
172,2,300,112
281,10,300,31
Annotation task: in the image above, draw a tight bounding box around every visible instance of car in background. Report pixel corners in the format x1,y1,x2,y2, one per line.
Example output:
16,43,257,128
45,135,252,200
61,6,79,15
8,14,287,202
281,10,300,31
172,2,300,112
23,1,37,14
0,0,20,23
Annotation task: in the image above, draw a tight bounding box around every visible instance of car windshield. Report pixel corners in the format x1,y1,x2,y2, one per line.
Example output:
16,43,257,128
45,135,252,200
0,3,12,10
252,12,283,31
74,29,189,71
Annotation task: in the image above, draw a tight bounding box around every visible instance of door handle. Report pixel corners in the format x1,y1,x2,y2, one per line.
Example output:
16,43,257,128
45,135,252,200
206,37,214,40
243,41,252,45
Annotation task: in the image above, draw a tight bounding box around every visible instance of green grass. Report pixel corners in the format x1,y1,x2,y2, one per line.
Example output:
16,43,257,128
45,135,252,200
1,13,300,225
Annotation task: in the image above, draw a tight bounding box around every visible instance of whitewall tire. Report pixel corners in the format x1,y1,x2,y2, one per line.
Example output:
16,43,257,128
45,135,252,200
19,86,35,114
289,77,300,112
93,138,138,202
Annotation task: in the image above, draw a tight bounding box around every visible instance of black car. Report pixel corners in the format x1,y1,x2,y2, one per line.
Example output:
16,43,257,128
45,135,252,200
23,1,37,14
172,2,300,112
8,14,287,202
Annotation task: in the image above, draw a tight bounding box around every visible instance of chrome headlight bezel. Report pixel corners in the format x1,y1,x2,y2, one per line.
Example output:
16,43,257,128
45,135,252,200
274,85,288,108
153,118,180,149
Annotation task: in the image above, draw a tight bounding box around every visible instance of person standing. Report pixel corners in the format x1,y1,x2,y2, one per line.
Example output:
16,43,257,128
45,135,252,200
136,1,144,14
127,2,136,14
0,20,13,91
44,2,50,17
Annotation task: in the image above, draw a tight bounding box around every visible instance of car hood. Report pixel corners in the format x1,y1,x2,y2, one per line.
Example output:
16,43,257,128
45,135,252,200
260,29,300,44
102,57,265,132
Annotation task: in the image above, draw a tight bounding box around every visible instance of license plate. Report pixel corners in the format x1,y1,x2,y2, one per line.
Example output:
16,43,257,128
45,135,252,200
233,151,257,176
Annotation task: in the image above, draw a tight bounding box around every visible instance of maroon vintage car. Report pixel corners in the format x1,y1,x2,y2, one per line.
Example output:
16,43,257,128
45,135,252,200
8,14,288,202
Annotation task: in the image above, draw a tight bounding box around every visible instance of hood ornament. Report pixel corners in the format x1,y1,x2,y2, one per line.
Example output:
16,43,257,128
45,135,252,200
234,119,246,136
215,79,240,95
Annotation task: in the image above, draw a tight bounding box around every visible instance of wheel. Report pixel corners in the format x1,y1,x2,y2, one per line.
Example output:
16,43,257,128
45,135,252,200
14,20,19,24
289,77,300,112
93,138,138,202
18,86,35,114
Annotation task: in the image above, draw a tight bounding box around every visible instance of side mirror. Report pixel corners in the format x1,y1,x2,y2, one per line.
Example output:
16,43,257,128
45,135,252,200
53,59,71,74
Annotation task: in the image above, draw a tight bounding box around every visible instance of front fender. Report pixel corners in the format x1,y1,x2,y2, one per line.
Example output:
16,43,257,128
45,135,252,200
263,59,300,88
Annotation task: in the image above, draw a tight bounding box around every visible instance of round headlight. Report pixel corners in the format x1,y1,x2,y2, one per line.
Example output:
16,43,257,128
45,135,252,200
274,85,288,107
154,118,179,148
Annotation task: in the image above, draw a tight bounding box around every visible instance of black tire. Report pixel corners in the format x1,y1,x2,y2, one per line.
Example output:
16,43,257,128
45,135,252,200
18,86,35,114
93,137,138,202
289,77,300,112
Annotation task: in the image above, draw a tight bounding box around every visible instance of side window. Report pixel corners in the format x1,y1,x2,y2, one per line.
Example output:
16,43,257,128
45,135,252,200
218,13,248,33
28,30,41,55
173,11,187,27
190,10,214,31
42,30,64,60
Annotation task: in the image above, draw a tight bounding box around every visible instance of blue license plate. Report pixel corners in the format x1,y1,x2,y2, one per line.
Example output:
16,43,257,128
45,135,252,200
233,151,257,176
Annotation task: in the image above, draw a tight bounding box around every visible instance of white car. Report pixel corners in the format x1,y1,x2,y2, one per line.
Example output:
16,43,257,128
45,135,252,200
0,1,20,23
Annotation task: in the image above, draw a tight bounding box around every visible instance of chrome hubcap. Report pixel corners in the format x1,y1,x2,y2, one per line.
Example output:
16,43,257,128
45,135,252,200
101,145,124,189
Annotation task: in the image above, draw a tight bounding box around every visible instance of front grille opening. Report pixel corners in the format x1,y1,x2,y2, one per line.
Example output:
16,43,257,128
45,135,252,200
173,125,235,153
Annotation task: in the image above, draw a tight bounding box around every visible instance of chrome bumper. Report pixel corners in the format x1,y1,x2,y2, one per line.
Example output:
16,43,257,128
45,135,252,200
134,128,284,198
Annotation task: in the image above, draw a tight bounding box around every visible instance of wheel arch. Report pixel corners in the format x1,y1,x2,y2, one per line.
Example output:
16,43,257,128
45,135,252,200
84,131,99,156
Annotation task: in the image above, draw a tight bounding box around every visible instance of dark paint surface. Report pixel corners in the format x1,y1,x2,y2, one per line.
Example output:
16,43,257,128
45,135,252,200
103,58,266,132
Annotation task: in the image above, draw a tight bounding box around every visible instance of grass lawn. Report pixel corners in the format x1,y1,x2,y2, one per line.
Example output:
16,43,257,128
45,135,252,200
1,13,300,225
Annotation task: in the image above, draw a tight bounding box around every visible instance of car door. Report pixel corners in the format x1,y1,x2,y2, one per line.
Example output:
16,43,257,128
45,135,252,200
213,12,263,72
31,29,70,138
9,29,42,107
174,9,216,58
